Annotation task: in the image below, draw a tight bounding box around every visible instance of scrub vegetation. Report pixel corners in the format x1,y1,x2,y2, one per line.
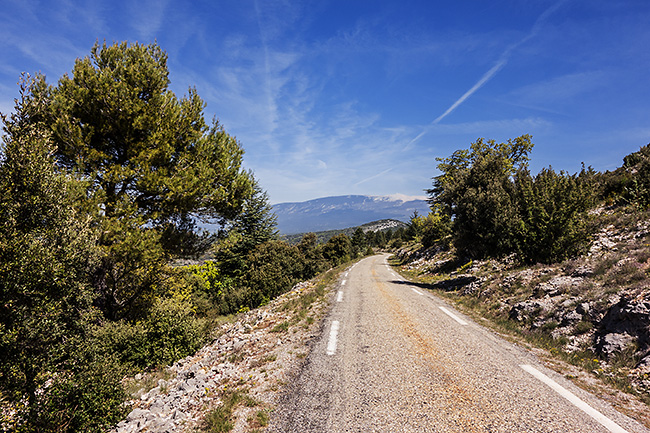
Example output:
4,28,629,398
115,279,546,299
0,42,361,432
392,137,650,411
3,39,650,432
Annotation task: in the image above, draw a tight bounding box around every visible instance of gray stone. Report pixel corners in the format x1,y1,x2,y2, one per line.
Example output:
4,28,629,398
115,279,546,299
126,408,148,423
533,282,561,297
576,302,591,315
145,417,174,432
595,294,650,361
572,265,594,278
597,332,635,357
149,401,169,415
509,299,550,323
171,409,186,420
560,310,582,326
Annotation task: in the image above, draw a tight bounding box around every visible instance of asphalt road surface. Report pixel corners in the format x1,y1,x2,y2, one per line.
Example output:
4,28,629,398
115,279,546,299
269,254,650,433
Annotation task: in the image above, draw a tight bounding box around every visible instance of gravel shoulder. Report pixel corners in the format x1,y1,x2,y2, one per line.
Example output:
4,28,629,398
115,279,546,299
113,266,341,433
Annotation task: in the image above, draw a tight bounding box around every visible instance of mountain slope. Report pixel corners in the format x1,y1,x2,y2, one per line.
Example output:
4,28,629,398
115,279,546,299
272,194,430,234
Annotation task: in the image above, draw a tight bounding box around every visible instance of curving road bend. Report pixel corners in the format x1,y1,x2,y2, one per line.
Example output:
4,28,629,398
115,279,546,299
269,254,650,433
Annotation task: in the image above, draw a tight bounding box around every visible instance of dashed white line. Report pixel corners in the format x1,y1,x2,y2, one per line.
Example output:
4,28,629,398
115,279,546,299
326,321,340,355
336,291,343,302
341,279,347,286
438,306,468,325
520,364,629,433
411,287,425,296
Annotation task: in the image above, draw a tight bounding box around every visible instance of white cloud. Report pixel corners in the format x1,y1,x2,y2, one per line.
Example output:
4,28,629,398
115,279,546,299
507,71,606,107
128,0,170,41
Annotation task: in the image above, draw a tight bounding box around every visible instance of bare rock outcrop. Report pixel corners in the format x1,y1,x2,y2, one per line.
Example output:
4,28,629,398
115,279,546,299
595,294,650,365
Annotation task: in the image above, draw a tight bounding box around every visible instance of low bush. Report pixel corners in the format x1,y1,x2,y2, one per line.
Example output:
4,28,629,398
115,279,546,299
22,358,127,433
88,298,204,371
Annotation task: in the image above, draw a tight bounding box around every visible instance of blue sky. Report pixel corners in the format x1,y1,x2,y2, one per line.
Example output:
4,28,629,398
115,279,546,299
1,1,649,204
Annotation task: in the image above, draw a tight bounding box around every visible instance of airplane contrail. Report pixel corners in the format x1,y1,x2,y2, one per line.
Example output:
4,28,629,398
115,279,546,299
354,168,393,186
408,0,567,146
431,59,507,125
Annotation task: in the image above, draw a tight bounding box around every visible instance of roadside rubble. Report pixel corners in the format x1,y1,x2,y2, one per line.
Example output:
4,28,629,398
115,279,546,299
113,277,334,433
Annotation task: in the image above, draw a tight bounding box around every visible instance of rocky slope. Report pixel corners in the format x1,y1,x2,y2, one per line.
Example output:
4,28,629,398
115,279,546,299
393,207,650,411
112,272,337,433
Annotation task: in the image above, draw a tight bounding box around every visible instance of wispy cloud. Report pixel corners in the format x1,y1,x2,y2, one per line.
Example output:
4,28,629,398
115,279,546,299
128,0,170,41
507,71,606,110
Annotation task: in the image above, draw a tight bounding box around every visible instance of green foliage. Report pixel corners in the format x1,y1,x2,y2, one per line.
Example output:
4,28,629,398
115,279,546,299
407,208,452,248
406,210,423,241
24,41,253,319
620,144,650,208
515,166,596,263
322,234,352,266
17,356,127,433
201,391,247,433
297,233,329,277
138,298,204,367
213,180,278,277
429,135,598,264
597,144,650,208
429,136,532,258
88,298,204,370
372,230,387,248
245,241,308,306
351,228,366,257
0,75,127,431
185,261,250,316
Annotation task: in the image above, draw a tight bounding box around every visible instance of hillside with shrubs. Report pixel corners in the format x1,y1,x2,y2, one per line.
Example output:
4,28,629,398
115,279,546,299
392,137,650,413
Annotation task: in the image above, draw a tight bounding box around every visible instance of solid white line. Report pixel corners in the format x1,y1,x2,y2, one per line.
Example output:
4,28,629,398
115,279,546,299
438,306,468,325
520,365,629,433
326,321,340,355
336,291,343,302
341,279,347,286
411,287,425,296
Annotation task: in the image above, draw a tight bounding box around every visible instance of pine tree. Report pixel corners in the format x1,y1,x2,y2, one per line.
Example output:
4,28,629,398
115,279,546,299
24,41,253,319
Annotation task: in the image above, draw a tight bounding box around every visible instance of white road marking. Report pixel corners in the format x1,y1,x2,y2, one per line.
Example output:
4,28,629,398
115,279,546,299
411,287,425,296
341,279,347,286
520,365,629,433
336,291,343,302
438,306,468,325
326,321,340,355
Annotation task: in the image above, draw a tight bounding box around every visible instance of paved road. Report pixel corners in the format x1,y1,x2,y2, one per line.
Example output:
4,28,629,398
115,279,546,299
269,254,650,433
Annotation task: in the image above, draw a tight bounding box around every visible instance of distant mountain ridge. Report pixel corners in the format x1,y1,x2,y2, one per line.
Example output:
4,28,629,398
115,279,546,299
281,219,407,245
272,194,430,234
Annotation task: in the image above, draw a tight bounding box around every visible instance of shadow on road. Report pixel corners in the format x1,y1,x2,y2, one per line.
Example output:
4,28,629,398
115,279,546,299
389,275,478,292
